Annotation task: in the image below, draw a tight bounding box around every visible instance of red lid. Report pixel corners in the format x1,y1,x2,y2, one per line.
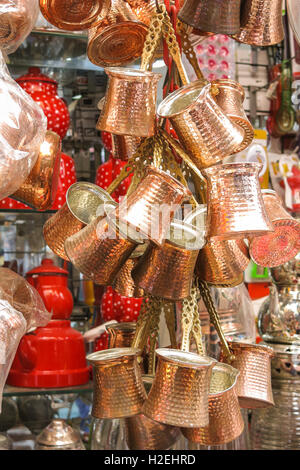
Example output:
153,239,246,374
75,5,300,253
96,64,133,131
16,67,57,85
26,259,69,276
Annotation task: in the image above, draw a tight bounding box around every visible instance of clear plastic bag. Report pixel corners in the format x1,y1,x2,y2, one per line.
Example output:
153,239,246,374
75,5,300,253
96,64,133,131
0,0,39,54
0,49,47,200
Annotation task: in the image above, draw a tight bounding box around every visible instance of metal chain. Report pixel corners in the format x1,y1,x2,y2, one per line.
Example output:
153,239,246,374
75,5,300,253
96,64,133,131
147,296,163,375
140,6,165,71
163,300,177,349
190,282,204,355
176,19,205,81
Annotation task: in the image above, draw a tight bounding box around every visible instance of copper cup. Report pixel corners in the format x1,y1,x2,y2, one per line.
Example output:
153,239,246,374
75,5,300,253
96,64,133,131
111,166,192,246
125,375,180,450
97,67,161,137
111,134,143,161
107,322,137,348
232,0,284,46
87,0,148,67
132,220,203,300
249,190,300,268
157,82,244,169
11,131,61,211
64,210,143,286
142,349,217,428
203,163,274,240
220,341,275,409
178,0,242,35
113,257,145,298
212,79,254,153
43,183,116,261
39,0,111,31
87,348,147,418
181,363,244,445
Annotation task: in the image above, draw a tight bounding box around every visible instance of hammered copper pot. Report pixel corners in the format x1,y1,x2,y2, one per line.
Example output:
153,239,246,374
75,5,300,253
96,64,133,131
232,0,284,46
181,363,244,445
107,322,137,349
220,341,275,409
11,131,61,211
87,0,148,67
203,163,274,240
39,0,111,31
97,67,161,137
249,190,300,268
87,348,147,419
111,134,143,161
211,79,254,153
157,82,244,169
113,257,145,298
43,182,116,261
132,220,203,300
142,349,217,428
178,0,242,35
111,166,192,246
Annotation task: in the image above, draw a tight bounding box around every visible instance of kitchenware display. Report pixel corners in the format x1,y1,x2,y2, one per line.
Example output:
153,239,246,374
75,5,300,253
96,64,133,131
35,419,85,450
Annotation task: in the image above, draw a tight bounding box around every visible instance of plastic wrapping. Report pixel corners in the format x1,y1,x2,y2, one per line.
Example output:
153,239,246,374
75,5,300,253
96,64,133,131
0,50,47,200
0,0,39,54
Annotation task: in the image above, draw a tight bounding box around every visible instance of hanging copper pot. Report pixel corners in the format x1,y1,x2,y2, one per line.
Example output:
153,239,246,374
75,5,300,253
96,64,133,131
107,322,137,348
113,257,145,298
111,134,143,161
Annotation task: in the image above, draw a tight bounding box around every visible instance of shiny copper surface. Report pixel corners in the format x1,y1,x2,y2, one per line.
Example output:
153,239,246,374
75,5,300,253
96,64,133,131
43,183,116,261
181,363,244,445
249,190,300,268
203,163,274,240
111,134,143,161
113,258,145,297
97,67,161,137
212,79,254,153
12,131,61,211
39,0,110,31
196,239,250,287
107,322,137,348
220,341,275,409
87,348,147,419
157,82,244,169
125,0,160,26
142,348,216,428
178,0,242,35
112,166,192,246
232,0,284,46
64,215,141,286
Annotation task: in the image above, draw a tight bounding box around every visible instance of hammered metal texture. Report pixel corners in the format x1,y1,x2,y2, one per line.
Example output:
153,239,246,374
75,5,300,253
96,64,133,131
64,216,138,286
196,239,250,287
211,79,254,153
12,131,61,211
39,0,111,31
178,0,242,35
107,322,137,348
113,166,192,246
157,82,244,169
181,363,244,445
113,258,144,298
203,163,274,240
232,0,284,46
125,0,163,26
249,190,300,268
87,348,147,419
43,183,115,261
97,67,161,137
220,341,275,409
111,134,143,161
142,349,216,428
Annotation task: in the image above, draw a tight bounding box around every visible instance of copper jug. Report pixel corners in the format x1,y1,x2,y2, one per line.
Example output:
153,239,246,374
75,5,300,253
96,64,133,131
249,189,300,268
107,322,137,349
232,0,284,46
202,163,274,240
113,257,145,298
11,131,61,211
178,0,242,35
157,82,244,169
111,134,143,161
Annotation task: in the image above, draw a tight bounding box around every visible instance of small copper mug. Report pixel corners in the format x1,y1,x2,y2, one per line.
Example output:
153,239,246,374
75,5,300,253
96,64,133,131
111,166,192,246
111,134,143,161
113,257,145,298
249,190,300,268
178,0,242,35
232,0,284,46
107,322,137,348
97,67,162,137
87,348,147,418
11,130,61,211
220,341,275,409
181,363,244,445
39,0,111,31
43,183,116,261
203,163,274,240
87,0,148,67
142,348,216,428
212,79,254,152
157,82,244,169
132,220,203,300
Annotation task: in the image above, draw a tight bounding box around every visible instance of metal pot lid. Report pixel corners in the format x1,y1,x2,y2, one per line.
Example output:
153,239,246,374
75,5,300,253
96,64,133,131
26,258,69,276
36,419,81,446
16,67,57,85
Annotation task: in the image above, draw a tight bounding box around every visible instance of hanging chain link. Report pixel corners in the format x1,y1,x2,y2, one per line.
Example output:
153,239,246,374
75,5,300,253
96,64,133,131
163,300,177,349
190,281,204,355
147,296,163,375
140,4,165,71
176,19,206,81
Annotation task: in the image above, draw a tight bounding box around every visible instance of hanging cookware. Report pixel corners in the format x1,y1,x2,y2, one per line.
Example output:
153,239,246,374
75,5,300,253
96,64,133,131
107,322,137,348
111,135,143,161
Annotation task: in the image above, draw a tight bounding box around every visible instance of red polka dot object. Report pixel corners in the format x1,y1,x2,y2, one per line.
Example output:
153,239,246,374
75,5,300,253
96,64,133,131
101,132,113,152
95,155,132,203
51,153,77,210
101,286,143,323
94,331,109,351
